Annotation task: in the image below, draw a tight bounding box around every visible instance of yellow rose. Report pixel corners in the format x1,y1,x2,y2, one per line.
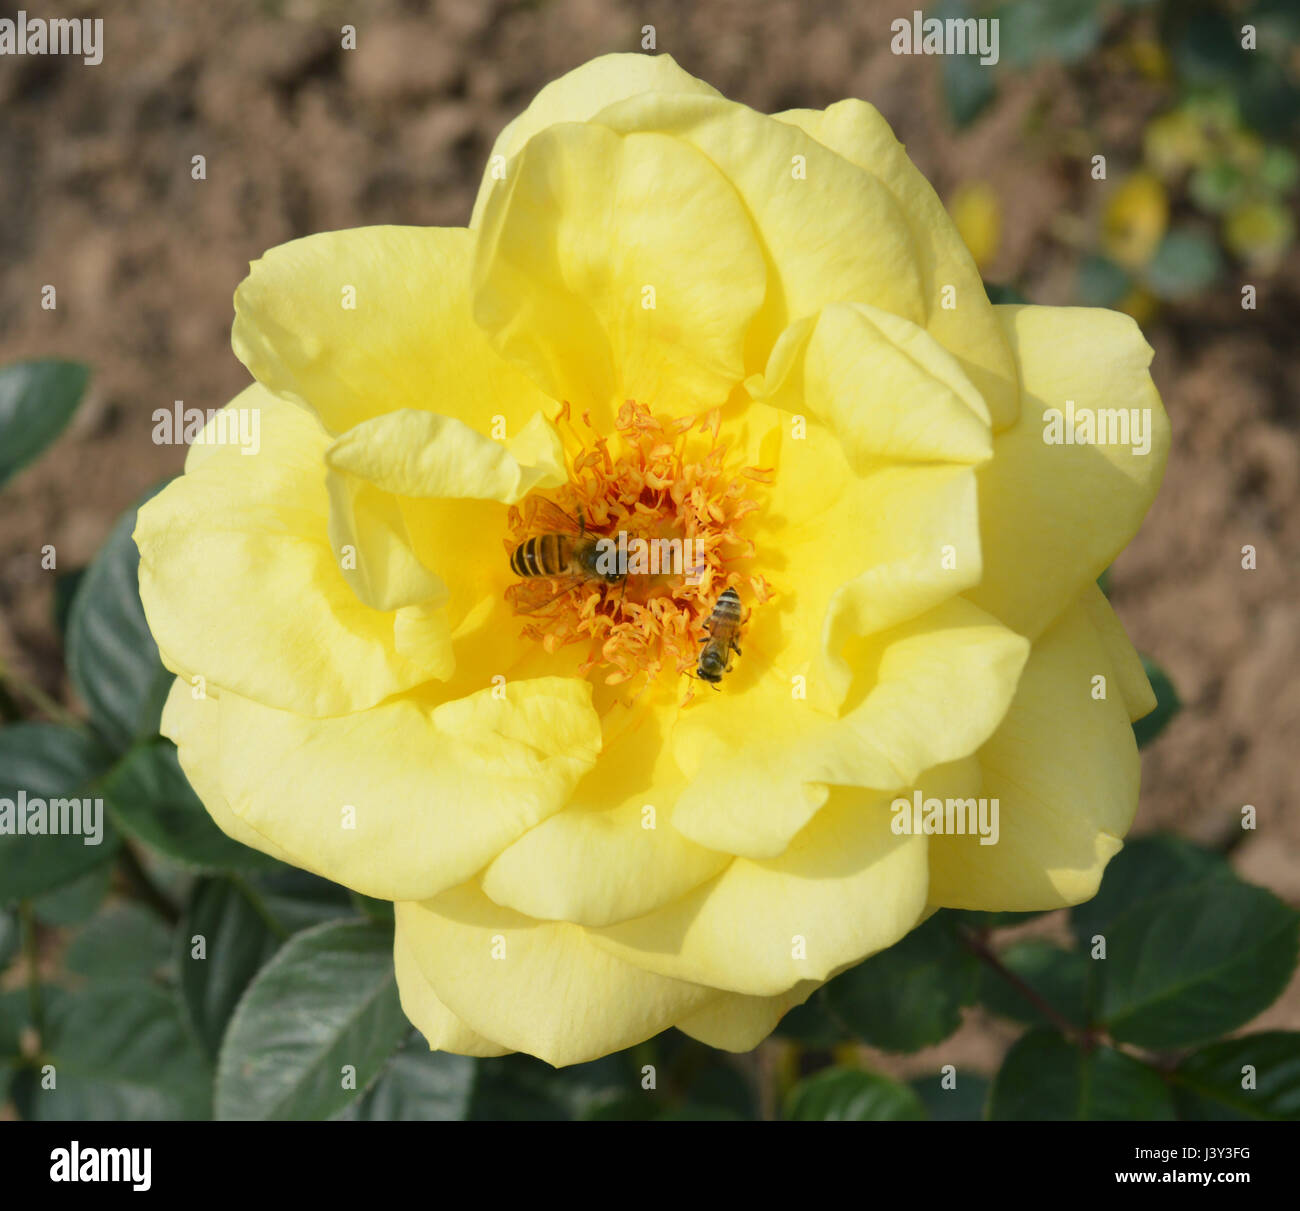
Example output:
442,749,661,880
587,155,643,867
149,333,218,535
134,54,1168,1066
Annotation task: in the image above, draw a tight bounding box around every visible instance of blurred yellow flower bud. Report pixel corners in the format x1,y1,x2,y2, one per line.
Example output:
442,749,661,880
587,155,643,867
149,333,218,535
1102,172,1170,269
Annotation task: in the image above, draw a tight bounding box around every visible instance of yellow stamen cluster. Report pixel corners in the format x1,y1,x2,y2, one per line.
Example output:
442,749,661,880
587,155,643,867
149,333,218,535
504,401,772,688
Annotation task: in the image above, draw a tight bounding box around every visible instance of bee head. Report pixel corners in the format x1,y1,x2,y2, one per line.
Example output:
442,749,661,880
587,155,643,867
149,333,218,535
697,648,726,681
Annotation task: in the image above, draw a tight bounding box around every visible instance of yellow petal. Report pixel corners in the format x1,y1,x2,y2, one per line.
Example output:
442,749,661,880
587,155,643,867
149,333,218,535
214,677,602,902
748,416,986,707
470,52,722,227
775,100,1019,429
134,385,448,716
1077,581,1156,722
480,711,728,927
593,93,925,366
473,121,767,415
591,787,930,997
160,678,298,865
676,983,819,1053
326,409,566,503
672,598,1029,858
395,887,717,1068
394,923,510,1058
755,303,992,467
232,225,552,436
964,305,1169,640
324,468,450,617
322,408,565,620
927,593,1140,911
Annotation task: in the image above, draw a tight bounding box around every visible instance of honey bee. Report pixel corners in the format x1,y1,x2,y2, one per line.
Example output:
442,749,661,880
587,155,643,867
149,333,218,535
696,586,744,686
507,498,624,612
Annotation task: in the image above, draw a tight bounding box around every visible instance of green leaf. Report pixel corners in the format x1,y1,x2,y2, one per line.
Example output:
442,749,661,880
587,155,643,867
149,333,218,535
0,988,27,1102
976,939,1091,1028
775,994,844,1047
822,915,980,1051
66,484,172,753
3,984,69,1109
1189,160,1248,215
1259,146,1299,193
936,0,997,129
65,903,174,984
469,1056,571,1121
1076,254,1131,307
18,983,211,1120
102,739,274,871
469,1053,639,1122
0,360,89,487
349,889,395,925
943,54,996,128
467,1055,660,1122
580,1095,659,1121
215,919,406,1120
0,907,18,970
1171,1033,1300,1121
984,281,1029,305
248,867,355,933
1096,565,1113,597
1098,882,1299,1049
1171,11,1251,87
989,1030,1175,1120
657,1103,747,1121
1133,655,1181,747
997,0,1103,68
785,1067,927,1121
1236,65,1300,142
0,723,118,901
1144,229,1223,300
51,567,87,640
675,1052,758,1119
0,987,22,1052
1071,834,1232,948
910,1071,990,1121
178,878,282,1062
343,1033,475,1121
944,906,1049,931
32,861,112,925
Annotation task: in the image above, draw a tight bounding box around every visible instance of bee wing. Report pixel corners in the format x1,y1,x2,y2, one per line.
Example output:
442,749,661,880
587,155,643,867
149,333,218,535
506,574,585,616
524,496,584,536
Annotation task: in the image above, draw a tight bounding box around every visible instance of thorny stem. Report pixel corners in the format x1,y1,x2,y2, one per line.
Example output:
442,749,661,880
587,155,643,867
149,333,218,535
0,670,78,726
955,924,1097,1050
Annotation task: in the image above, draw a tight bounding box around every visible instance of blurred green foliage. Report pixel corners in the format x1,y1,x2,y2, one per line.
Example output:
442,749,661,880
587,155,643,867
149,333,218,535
944,0,1298,312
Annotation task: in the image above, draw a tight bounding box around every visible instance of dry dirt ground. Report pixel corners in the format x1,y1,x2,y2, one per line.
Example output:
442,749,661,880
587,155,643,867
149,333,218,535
1,0,1297,1073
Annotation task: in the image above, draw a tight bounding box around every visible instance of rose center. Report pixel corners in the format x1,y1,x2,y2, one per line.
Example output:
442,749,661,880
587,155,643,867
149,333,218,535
504,401,772,689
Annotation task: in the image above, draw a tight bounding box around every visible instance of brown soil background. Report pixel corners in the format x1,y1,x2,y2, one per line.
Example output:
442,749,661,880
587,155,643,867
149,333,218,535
1,0,1297,1077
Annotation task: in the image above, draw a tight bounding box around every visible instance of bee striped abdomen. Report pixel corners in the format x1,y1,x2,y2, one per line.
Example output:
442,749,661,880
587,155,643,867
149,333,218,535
511,533,568,577
710,587,742,624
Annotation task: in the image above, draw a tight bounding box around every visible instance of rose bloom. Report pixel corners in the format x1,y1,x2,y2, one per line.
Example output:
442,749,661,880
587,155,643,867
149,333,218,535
135,55,1168,1066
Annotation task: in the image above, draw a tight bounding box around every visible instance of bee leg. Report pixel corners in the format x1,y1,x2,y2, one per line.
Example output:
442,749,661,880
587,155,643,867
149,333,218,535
731,641,742,655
